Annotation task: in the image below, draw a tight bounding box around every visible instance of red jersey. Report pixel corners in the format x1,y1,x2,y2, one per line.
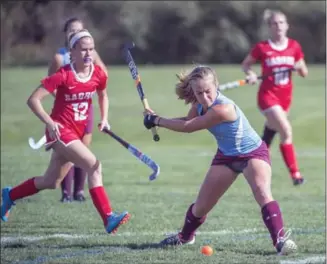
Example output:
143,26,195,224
250,38,304,98
41,63,107,138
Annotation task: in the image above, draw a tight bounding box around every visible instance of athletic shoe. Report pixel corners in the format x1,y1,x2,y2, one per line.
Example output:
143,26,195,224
1,187,15,222
73,193,86,202
160,232,195,246
276,229,297,255
60,193,72,203
292,172,304,186
106,211,131,234
293,177,304,186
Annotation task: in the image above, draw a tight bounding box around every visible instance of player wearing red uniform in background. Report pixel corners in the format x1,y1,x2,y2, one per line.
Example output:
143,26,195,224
242,10,308,186
1,29,130,234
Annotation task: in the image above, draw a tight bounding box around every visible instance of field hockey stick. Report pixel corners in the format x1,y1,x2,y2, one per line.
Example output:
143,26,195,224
28,135,46,150
122,42,160,142
100,126,160,181
219,68,295,91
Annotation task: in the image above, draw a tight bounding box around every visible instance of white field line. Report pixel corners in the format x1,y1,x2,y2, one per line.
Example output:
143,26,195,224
0,228,261,244
1,227,325,245
280,255,326,264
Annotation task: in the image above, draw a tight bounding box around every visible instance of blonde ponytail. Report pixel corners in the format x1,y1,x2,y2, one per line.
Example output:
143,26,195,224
175,65,218,105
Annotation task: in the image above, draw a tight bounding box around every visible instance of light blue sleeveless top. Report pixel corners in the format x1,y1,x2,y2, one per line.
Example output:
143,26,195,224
57,47,70,66
197,92,262,156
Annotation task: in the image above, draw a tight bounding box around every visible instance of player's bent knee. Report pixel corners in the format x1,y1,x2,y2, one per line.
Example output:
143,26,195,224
88,161,101,176
46,179,62,190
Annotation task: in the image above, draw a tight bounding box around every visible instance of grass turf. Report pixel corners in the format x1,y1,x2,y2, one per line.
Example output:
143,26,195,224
0,65,325,264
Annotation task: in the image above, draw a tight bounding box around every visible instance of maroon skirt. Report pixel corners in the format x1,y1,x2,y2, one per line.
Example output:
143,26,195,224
211,141,271,173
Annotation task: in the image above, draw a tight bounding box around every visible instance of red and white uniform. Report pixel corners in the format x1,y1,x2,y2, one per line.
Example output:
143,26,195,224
41,63,107,148
250,38,304,112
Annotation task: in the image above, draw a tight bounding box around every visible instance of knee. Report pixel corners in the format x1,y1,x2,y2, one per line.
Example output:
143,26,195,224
88,161,102,179
251,184,273,207
47,179,62,190
279,124,292,144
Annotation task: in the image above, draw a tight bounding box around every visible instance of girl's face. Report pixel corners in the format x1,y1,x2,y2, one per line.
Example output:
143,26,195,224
66,21,84,42
192,76,217,108
269,14,289,39
71,37,94,67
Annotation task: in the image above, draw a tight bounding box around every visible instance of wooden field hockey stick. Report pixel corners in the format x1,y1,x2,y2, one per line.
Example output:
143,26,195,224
122,42,160,142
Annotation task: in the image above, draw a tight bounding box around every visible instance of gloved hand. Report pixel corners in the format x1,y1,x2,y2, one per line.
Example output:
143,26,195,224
144,114,158,129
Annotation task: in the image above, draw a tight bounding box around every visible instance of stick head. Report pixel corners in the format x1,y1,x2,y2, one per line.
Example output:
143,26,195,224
149,165,160,181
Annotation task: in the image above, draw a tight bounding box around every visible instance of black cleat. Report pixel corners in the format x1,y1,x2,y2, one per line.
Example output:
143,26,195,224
60,194,72,203
74,193,86,202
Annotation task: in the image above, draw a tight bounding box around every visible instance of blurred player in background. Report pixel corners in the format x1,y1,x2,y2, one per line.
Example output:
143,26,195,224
48,17,108,202
241,10,308,185
143,65,297,255
1,29,130,234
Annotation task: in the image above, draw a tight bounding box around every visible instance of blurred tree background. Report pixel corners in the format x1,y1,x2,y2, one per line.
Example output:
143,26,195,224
1,0,325,66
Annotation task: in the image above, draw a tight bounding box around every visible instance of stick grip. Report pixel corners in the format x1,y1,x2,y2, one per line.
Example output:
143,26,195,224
142,98,160,142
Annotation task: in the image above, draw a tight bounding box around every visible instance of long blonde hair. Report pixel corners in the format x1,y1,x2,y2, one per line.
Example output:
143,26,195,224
175,65,218,105
263,9,287,26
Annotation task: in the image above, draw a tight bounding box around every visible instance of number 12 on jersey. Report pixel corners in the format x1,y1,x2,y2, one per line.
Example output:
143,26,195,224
273,67,290,85
72,102,89,121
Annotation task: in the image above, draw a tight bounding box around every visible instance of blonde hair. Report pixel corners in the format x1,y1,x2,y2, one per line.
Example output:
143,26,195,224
175,65,218,105
263,9,287,25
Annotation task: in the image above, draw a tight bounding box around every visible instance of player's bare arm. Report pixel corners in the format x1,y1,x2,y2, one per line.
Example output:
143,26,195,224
27,86,54,125
241,54,256,75
294,58,308,77
97,88,110,130
27,86,62,139
241,54,258,84
152,104,236,133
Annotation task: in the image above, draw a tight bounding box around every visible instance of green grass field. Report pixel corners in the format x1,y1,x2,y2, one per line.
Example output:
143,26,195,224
1,65,325,264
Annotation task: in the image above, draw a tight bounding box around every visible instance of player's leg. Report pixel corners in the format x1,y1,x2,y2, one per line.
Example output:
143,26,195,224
258,94,278,148
1,150,73,221
263,106,303,185
262,123,277,148
53,140,130,234
243,156,297,255
160,164,238,246
60,167,74,202
73,133,92,202
73,105,94,202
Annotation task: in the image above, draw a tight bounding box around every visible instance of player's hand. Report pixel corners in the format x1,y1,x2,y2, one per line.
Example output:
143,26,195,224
246,72,258,85
46,121,63,141
98,120,111,131
144,114,159,129
143,108,156,116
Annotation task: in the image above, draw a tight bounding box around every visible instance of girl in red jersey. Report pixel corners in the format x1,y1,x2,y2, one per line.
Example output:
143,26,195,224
1,29,130,234
241,10,308,186
48,17,108,203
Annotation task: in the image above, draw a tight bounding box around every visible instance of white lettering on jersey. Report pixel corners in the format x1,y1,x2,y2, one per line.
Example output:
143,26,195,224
64,91,96,102
265,56,295,67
